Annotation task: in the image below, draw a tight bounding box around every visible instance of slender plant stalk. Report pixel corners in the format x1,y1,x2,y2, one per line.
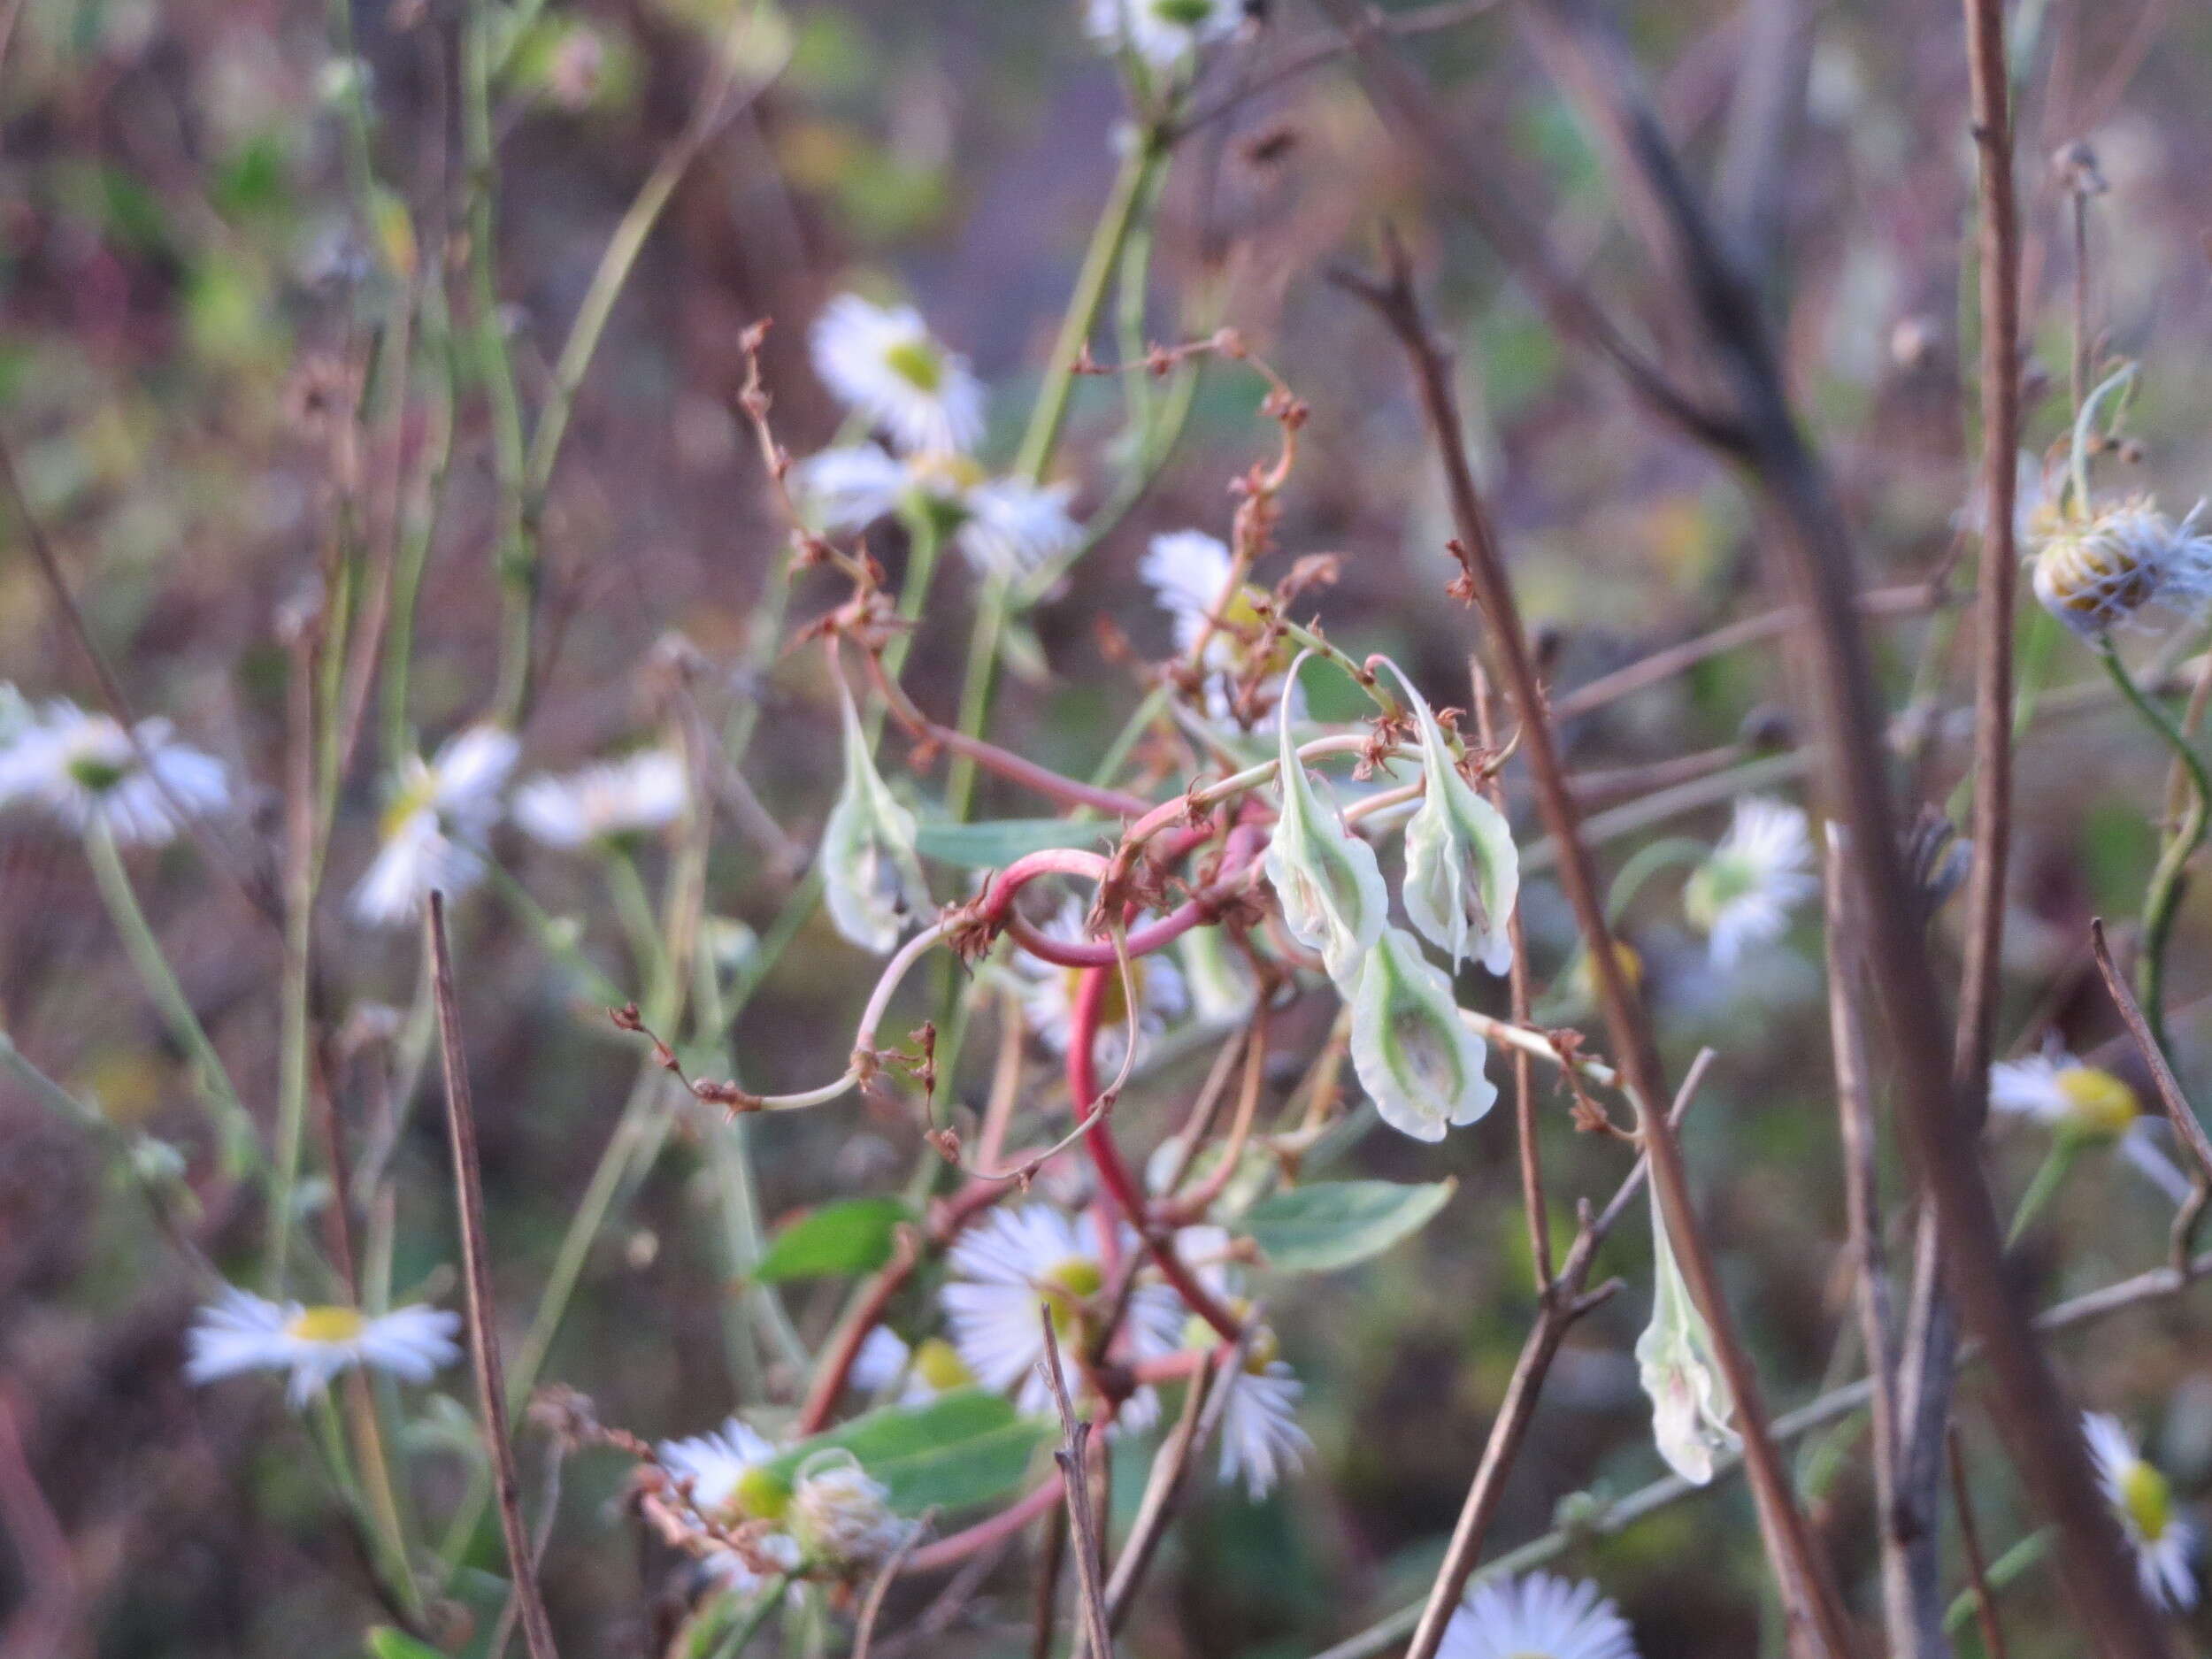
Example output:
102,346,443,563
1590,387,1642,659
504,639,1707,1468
426,892,561,1659
84,822,259,1179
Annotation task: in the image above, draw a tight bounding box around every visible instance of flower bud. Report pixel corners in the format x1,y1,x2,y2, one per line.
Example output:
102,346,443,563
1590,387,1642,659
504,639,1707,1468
1381,661,1518,976
1635,1192,1740,1486
1348,926,1497,1141
787,1452,902,1570
2031,499,2212,638
1262,657,1386,986
821,678,931,954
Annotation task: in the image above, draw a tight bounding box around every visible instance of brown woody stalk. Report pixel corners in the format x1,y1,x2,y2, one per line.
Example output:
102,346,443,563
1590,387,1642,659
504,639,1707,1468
1343,248,1855,1659
426,893,560,1659
1039,1312,1115,1659
2088,919,2212,1268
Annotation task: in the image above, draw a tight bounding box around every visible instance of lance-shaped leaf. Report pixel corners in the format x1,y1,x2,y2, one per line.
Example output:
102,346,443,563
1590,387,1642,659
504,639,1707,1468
1262,658,1386,986
1379,660,1520,976
821,679,931,954
1635,1188,1740,1485
1348,926,1498,1141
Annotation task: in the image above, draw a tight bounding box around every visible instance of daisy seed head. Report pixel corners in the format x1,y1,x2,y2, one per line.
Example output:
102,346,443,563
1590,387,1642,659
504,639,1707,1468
2031,498,2212,639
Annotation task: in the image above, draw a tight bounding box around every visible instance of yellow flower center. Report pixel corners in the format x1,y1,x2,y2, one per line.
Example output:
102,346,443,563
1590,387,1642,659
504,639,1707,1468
66,754,130,792
912,1337,974,1392
1152,0,1216,23
288,1305,367,1343
733,1464,794,1523
1570,940,1643,1002
1039,1256,1103,1335
2055,1066,2139,1139
882,338,943,393
2120,1457,2173,1542
380,766,439,841
909,451,987,495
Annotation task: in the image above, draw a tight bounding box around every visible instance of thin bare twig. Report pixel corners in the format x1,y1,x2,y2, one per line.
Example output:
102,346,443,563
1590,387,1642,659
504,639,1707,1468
1827,830,1944,1658
851,1511,935,1659
1402,1051,1709,1659
426,892,560,1659
1038,1311,1115,1659
2089,918,2212,1267
1948,1426,2012,1659
1340,241,1854,1659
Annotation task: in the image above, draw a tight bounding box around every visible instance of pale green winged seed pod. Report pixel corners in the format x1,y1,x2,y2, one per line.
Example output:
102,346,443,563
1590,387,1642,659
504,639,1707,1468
1378,659,1519,976
821,678,931,954
1262,655,1387,987
1635,1189,1740,1485
1348,926,1497,1141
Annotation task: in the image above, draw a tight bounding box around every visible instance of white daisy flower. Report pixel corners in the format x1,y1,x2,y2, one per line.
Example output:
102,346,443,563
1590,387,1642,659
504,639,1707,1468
1439,1571,1640,1659
184,1285,461,1409
849,1328,977,1405
2032,498,2212,639
352,724,518,928
2084,1411,2199,1610
1015,898,1187,1064
795,444,1079,580
941,1203,1179,1426
1988,1049,2193,1204
1171,1225,1311,1501
1086,0,1243,71
656,1417,804,1589
809,294,985,457
1682,796,1817,968
512,749,687,850
0,698,229,847
1139,529,1299,722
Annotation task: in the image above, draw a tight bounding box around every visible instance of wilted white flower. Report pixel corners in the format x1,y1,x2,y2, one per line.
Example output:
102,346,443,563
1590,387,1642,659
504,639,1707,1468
941,1204,1178,1425
1015,897,1187,1064
1263,662,1386,986
1989,1049,2193,1203
788,1453,904,1570
352,725,517,927
513,749,687,849
1382,662,1518,976
795,444,1079,580
820,678,930,954
1086,0,1242,70
2032,498,2212,639
810,294,984,457
2085,1411,2199,1610
1635,1191,1739,1485
0,697,229,847
655,1417,804,1589
1348,926,1496,1141
1683,797,1816,968
1439,1571,1640,1659
185,1286,460,1408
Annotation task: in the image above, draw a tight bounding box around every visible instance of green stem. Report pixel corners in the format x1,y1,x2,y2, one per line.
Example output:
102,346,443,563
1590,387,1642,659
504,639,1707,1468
712,1579,791,1659
2006,1136,2083,1244
1604,837,1711,926
84,823,260,1179
2099,641,2212,1054
462,0,533,726
381,270,458,770
1944,1526,2055,1634
603,846,673,1006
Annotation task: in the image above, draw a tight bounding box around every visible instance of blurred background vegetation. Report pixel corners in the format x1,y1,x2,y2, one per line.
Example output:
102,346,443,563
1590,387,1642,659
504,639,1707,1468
5,1,2212,1655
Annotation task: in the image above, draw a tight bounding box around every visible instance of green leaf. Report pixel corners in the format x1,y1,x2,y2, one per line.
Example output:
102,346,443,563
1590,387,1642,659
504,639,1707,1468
913,818,1115,870
764,1389,1048,1513
1241,1179,1456,1273
365,1631,446,1659
752,1197,912,1284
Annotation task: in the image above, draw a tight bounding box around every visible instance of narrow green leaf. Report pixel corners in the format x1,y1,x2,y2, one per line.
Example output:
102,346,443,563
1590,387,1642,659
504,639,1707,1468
764,1388,1049,1513
752,1196,912,1284
365,1631,446,1659
913,818,1115,869
1241,1179,1457,1273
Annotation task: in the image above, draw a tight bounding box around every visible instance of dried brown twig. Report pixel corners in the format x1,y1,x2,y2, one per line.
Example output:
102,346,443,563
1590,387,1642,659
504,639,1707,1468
1038,1312,1115,1659
427,892,560,1659
2088,918,2212,1268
